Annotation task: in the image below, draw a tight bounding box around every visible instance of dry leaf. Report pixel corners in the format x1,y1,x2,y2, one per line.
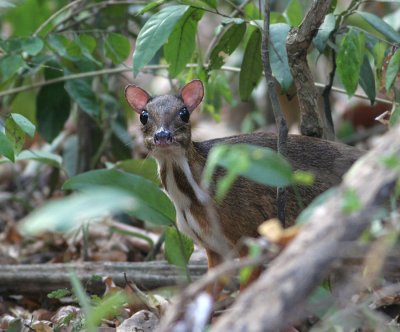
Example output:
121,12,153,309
258,218,301,246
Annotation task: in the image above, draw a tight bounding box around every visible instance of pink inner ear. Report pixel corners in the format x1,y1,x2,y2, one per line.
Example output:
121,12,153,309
180,80,204,112
125,85,150,113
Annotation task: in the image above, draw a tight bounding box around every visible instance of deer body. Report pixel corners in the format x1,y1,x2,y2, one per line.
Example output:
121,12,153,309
125,80,363,270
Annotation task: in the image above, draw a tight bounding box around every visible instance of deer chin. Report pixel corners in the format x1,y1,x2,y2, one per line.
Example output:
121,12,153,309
151,140,186,159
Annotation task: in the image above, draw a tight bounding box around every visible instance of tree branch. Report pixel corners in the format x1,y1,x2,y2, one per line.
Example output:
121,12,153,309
211,124,400,332
286,0,332,138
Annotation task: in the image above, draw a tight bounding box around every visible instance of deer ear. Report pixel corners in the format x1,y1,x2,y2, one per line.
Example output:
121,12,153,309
125,85,150,114
180,80,204,112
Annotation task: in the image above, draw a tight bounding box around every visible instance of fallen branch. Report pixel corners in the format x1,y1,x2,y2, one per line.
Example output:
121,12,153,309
211,125,400,331
0,261,207,296
158,249,274,331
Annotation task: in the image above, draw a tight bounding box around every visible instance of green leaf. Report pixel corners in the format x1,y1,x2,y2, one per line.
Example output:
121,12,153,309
372,42,387,83
208,23,246,71
79,34,96,54
385,49,400,92
204,144,293,200
0,131,15,162
357,11,400,43
36,83,71,142
359,56,376,104
239,27,262,101
341,189,362,214
244,3,261,20
390,104,400,127
105,33,131,65
137,0,166,16
4,319,22,332
20,188,137,235
133,5,189,76
10,113,35,137
178,0,216,9
313,13,336,53
5,117,25,154
0,55,24,82
36,62,70,143
47,34,82,60
337,29,364,96
164,8,203,77
271,12,287,24
47,289,71,299
20,36,44,56
293,170,315,186
65,79,100,118
203,0,217,9
165,227,194,269
239,243,261,284
43,60,65,80
270,23,293,92
47,35,68,56
63,169,175,225
17,150,63,168
86,292,128,329
307,286,334,319
76,34,100,66
69,271,92,320
284,0,303,27
115,159,160,185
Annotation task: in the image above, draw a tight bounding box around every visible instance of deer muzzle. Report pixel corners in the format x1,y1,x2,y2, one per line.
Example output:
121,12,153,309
154,128,174,147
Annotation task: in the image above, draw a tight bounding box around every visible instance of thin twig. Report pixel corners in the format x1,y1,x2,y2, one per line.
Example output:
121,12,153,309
158,251,273,331
145,231,166,261
0,64,392,106
123,273,160,317
0,64,239,99
322,44,337,140
33,0,85,36
314,82,393,105
261,0,288,225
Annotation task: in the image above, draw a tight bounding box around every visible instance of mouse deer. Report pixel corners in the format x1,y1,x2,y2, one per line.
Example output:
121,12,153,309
125,80,363,290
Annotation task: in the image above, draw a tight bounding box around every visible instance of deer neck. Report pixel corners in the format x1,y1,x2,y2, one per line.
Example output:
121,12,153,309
153,143,217,245
154,143,208,206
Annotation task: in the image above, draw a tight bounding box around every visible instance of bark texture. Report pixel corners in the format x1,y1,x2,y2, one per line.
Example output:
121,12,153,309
0,261,207,296
211,125,400,332
286,0,332,138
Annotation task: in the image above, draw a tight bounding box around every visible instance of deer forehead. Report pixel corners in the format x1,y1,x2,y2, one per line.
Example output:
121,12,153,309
147,95,184,114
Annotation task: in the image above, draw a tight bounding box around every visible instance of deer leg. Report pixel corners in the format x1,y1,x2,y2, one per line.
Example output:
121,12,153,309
205,249,227,298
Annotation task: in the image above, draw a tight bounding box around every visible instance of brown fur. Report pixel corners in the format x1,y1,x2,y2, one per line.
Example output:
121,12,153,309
125,81,364,286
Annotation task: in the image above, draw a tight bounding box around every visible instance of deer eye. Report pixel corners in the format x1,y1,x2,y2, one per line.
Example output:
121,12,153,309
140,110,148,125
179,107,190,123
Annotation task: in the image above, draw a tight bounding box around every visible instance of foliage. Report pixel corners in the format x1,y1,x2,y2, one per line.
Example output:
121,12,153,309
1,1,400,329
165,226,194,277
203,143,293,200
69,271,128,332
63,169,176,225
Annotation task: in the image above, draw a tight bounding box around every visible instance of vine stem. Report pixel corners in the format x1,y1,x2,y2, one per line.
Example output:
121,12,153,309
33,0,85,37
0,64,237,98
0,64,392,106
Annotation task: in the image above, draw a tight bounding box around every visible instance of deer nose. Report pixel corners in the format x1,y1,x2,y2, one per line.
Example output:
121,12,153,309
154,128,173,146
